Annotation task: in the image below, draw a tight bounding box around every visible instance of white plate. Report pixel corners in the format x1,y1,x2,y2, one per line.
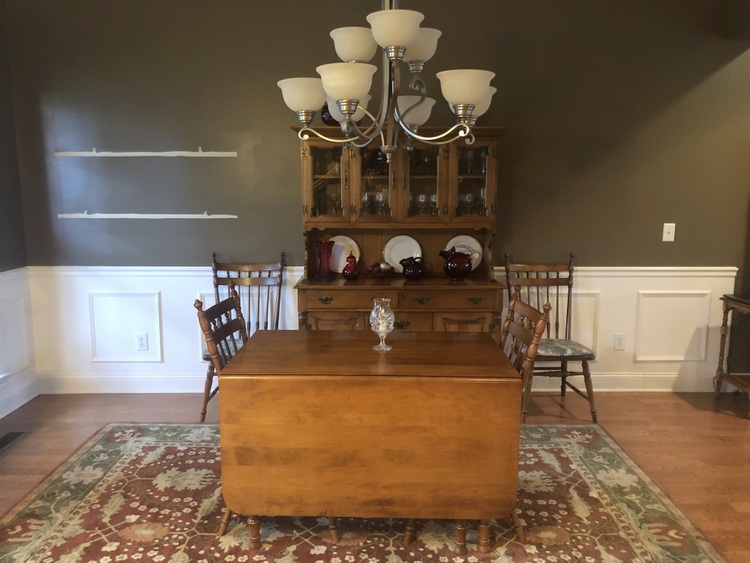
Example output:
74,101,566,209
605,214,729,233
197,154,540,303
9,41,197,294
445,235,482,271
383,235,422,273
329,235,360,273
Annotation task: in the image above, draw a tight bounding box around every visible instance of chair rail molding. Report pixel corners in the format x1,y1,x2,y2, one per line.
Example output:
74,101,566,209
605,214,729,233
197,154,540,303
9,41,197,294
10,264,736,396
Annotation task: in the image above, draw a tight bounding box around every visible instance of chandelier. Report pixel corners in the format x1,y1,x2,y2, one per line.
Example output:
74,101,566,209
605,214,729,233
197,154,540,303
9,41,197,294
277,0,496,162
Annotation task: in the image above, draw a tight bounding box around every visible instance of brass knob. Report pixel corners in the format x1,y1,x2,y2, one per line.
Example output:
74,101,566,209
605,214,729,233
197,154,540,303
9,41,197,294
467,297,483,305
317,296,334,305
395,321,411,330
414,297,429,305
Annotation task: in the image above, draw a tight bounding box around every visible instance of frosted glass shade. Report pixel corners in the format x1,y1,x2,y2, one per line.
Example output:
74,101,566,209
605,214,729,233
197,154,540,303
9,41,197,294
330,27,378,62
473,86,497,117
316,62,377,102
277,77,326,112
366,9,424,48
436,69,495,107
327,95,371,122
404,28,442,62
397,95,435,126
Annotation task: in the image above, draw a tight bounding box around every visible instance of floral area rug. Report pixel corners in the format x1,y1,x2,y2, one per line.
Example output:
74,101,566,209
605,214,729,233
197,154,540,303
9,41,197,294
0,424,724,562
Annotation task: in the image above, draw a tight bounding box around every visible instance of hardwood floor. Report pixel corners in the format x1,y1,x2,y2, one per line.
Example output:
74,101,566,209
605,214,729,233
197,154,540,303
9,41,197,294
1,391,749,562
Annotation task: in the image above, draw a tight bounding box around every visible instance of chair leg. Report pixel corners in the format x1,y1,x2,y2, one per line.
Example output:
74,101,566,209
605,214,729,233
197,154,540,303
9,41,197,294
478,520,492,552
404,518,416,545
521,371,534,423
217,507,234,536
582,360,598,423
200,364,216,422
454,520,469,555
560,361,568,397
328,517,339,543
511,510,525,542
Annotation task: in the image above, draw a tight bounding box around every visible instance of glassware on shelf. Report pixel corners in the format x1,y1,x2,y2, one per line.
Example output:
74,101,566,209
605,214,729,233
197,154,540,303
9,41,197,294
370,297,395,352
459,192,475,215
374,191,387,215
429,194,439,215
415,193,428,215
315,239,335,281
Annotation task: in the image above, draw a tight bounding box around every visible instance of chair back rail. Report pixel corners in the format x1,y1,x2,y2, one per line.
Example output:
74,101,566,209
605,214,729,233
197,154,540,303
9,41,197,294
211,252,285,334
504,254,574,340
501,298,549,387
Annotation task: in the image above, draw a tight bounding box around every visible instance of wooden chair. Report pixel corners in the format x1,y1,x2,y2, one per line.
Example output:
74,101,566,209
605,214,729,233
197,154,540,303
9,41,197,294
504,253,598,422
199,252,285,421
404,298,548,553
194,283,249,535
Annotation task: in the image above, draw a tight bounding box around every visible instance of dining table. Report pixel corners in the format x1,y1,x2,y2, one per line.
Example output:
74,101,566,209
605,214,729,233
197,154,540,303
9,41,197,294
218,329,523,553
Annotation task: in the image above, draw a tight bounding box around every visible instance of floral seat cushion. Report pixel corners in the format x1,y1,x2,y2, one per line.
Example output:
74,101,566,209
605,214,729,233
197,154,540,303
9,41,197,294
537,338,595,360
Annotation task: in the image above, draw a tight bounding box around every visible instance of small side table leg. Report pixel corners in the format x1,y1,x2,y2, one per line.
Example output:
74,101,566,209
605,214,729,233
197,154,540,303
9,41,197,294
478,520,492,553
454,520,469,555
715,302,731,399
248,515,262,550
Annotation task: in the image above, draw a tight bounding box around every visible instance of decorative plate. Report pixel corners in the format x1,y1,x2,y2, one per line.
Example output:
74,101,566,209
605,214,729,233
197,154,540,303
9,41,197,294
330,235,360,273
445,235,482,271
383,235,422,273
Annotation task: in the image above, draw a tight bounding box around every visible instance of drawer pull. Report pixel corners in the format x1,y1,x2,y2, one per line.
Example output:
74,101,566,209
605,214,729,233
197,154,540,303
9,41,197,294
467,297,484,305
395,321,411,330
413,297,430,305
317,296,334,305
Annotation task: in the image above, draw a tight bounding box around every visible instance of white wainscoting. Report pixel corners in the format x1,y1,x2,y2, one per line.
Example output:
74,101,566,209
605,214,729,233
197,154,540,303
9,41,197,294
0,268,37,418
2,264,735,400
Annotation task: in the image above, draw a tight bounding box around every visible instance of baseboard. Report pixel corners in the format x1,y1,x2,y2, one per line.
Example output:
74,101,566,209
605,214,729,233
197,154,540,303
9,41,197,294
37,374,205,394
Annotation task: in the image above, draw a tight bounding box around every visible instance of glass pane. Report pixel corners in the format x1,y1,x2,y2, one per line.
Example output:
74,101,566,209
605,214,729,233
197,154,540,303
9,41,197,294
456,147,488,216
408,147,440,217
310,147,342,217
360,147,390,217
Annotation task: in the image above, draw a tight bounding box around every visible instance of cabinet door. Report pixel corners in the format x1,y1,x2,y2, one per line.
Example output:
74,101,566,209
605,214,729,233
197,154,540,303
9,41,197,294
448,139,497,223
301,142,351,223
398,144,449,223
351,145,399,224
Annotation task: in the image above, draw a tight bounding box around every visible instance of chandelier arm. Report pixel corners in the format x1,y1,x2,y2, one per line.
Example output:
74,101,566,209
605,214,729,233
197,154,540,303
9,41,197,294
397,121,476,146
297,127,359,145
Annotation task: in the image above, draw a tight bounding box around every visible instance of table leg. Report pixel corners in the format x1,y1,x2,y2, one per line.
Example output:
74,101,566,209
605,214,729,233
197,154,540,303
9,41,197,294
454,520,468,555
404,518,416,545
329,517,339,543
715,302,731,398
248,515,262,550
478,520,491,552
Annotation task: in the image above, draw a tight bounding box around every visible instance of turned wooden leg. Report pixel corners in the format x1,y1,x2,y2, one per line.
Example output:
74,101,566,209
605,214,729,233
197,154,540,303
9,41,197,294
328,517,339,543
511,511,525,543
217,507,234,536
404,518,416,545
715,304,730,399
478,520,491,553
582,360,597,423
454,520,468,555
248,515,262,550
200,364,215,422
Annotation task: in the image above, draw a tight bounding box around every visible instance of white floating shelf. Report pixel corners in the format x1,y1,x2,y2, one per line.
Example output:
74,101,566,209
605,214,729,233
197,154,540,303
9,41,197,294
58,211,238,220
54,147,238,158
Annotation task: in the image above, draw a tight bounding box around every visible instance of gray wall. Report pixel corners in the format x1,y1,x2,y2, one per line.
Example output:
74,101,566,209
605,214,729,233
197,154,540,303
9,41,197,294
0,8,26,272
3,0,749,283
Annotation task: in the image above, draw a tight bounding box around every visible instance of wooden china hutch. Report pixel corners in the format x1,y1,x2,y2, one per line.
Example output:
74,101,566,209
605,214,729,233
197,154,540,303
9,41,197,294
294,126,507,342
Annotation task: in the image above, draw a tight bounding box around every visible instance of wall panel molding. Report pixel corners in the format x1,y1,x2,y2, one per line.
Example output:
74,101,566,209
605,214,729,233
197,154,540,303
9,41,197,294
18,265,737,395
